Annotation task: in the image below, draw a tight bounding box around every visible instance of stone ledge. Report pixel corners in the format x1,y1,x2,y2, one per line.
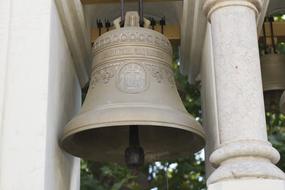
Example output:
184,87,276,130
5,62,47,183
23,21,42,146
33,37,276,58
208,179,285,190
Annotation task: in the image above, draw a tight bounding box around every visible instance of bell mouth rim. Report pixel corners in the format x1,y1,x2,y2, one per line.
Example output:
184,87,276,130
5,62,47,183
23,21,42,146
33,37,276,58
60,121,205,163
60,107,206,160
61,119,205,144
60,104,205,162
62,104,205,138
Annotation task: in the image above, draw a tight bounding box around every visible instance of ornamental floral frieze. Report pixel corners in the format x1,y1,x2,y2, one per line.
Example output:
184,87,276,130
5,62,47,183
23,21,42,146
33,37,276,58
93,28,172,54
90,62,175,90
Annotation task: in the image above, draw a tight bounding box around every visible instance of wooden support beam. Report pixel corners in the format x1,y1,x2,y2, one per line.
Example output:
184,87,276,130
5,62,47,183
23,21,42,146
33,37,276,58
91,25,180,44
260,22,285,37
258,22,285,46
82,0,182,4
89,21,285,48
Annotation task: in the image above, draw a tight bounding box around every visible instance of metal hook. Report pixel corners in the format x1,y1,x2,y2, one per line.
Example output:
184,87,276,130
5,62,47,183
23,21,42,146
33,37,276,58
105,19,111,31
150,17,156,30
97,19,103,36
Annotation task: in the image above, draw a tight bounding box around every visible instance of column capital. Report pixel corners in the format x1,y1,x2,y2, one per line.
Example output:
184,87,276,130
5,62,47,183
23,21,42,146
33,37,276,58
203,0,264,19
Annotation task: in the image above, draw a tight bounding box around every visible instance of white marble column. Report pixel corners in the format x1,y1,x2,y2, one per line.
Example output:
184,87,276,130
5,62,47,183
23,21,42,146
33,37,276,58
203,0,285,187
281,91,285,114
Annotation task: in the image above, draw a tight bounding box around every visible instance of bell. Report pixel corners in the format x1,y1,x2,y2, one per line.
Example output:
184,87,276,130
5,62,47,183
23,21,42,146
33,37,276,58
261,54,285,113
61,12,205,166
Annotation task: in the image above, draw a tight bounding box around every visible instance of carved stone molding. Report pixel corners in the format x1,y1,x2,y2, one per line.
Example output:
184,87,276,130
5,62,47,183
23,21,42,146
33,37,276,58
208,157,285,185
209,140,280,169
180,0,207,83
55,0,92,87
203,0,264,18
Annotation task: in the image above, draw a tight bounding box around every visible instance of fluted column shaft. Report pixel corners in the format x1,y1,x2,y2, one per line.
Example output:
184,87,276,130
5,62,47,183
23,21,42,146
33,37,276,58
203,0,285,185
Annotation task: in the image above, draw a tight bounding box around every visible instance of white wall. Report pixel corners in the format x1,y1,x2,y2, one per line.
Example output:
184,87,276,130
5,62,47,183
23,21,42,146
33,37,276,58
45,2,81,190
0,0,51,189
0,0,81,189
0,1,11,180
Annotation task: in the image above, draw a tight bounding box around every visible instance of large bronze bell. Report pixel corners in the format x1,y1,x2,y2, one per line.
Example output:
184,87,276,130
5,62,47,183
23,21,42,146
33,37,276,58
61,12,205,166
261,54,285,113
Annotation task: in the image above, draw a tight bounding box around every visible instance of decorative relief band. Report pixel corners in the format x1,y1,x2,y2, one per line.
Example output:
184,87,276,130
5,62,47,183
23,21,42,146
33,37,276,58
93,28,172,54
92,47,172,70
91,66,117,86
90,62,176,92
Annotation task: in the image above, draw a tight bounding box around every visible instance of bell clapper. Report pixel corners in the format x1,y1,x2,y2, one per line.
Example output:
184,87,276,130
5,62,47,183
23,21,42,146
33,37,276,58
125,125,145,169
